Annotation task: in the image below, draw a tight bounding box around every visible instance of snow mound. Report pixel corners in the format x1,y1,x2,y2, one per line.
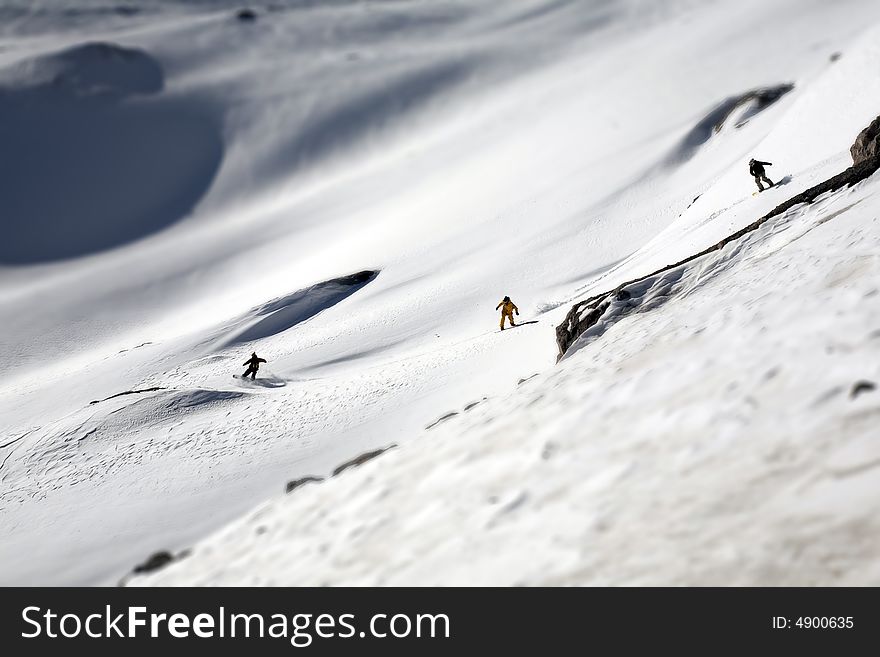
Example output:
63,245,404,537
667,84,794,164
214,270,378,349
4,41,163,97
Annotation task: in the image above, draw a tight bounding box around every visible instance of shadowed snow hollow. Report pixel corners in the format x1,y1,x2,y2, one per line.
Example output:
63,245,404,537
0,42,222,264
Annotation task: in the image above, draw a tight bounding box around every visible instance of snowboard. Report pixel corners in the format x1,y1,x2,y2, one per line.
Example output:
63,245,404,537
752,175,792,195
500,320,538,332
233,374,287,389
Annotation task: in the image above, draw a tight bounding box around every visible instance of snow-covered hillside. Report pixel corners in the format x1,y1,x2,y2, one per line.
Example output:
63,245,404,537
1,0,879,586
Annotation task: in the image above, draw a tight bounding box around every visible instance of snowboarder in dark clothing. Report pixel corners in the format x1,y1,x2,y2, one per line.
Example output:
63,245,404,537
749,158,774,191
242,352,266,379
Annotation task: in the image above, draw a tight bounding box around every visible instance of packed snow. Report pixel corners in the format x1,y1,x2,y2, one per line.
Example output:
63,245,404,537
0,0,878,586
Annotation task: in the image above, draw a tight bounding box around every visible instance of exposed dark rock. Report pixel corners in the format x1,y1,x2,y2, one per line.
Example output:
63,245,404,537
332,445,395,477
829,52,842,63
851,115,880,166
283,444,394,495
464,398,487,412
850,380,876,399
556,152,880,359
285,475,323,494
118,549,191,585
517,374,540,385
133,551,174,574
426,412,458,430
236,8,258,22
337,270,378,286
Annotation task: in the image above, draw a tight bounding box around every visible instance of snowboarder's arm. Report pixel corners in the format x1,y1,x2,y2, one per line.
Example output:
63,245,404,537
496,302,503,310
759,161,772,166
513,304,519,314
243,359,250,366
258,358,266,363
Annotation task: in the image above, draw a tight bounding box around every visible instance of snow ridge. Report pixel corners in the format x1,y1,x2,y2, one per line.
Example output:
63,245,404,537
556,152,880,358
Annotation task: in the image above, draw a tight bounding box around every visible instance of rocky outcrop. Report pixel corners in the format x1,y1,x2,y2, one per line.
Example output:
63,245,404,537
556,151,880,359
285,476,324,494
850,381,876,399
118,549,190,585
133,551,175,574
851,115,880,165
331,445,396,477
425,412,458,430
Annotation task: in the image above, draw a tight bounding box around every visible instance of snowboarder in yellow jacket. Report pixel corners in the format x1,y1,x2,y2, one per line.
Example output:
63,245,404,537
496,296,519,330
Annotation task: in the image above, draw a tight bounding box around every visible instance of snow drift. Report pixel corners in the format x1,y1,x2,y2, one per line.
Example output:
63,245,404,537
213,271,378,349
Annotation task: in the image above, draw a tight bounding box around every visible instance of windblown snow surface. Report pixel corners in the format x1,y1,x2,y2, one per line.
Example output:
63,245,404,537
1,0,880,586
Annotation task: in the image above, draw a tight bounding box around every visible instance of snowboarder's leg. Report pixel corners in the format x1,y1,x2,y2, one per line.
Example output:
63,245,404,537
500,314,506,330
762,174,774,187
754,175,764,191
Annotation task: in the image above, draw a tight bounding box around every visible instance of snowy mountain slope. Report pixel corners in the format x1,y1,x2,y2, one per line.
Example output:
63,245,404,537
583,21,880,292
1,0,880,585
556,150,880,359
134,174,880,586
